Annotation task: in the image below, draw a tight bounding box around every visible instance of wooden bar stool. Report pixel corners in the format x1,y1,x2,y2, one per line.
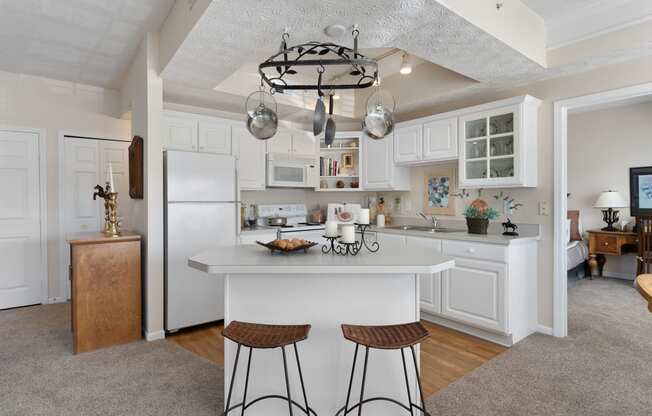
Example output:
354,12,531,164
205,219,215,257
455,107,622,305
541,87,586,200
636,274,652,312
335,322,431,416
222,321,316,415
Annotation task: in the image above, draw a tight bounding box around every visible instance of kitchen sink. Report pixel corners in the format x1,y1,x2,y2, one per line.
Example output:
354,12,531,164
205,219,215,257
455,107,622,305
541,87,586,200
385,225,465,233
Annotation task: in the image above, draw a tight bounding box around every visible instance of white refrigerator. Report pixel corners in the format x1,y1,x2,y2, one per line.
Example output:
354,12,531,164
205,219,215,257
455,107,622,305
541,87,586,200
164,150,239,332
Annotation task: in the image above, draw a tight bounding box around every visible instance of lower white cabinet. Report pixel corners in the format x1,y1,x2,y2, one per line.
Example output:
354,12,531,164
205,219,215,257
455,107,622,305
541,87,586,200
232,125,267,190
441,258,506,333
405,236,442,315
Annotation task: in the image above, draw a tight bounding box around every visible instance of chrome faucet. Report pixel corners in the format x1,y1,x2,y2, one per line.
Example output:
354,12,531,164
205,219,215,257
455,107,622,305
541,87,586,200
418,211,438,229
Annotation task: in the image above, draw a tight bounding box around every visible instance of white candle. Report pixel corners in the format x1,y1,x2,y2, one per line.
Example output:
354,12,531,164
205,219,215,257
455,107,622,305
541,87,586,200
107,163,115,190
325,221,338,237
358,208,370,225
341,224,355,244
376,214,385,228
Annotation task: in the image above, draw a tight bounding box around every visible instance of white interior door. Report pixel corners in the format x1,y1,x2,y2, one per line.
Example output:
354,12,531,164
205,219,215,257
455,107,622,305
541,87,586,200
0,130,43,310
61,137,130,298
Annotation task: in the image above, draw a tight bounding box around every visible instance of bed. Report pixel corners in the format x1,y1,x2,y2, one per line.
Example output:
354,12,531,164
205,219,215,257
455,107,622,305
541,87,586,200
567,210,589,272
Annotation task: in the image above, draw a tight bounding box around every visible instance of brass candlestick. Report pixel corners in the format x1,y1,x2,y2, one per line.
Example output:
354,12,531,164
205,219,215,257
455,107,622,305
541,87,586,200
93,182,121,237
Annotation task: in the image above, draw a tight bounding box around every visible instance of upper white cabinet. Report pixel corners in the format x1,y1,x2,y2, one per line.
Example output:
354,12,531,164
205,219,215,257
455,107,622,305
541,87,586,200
268,129,317,157
394,124,422,163
394,115,458,165
232,125,267,191
163,115,198,151
458,95,540,188
198,120,231,154
163,111,233,155
423,117,458,160
361,132,410,191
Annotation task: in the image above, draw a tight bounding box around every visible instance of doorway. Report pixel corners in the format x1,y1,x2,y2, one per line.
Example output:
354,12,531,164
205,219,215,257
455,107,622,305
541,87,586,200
59,135,131,299
0,127,47,310
553,82,652,337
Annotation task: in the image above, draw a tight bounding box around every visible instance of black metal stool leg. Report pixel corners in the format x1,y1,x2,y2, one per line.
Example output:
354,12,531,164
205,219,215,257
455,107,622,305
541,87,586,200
343,344,359,414
281,346,294,416
293,343,310,415
357,347,369,416
224,344,242,415
401,348,415,416
240,347,253,416
410,346,428,415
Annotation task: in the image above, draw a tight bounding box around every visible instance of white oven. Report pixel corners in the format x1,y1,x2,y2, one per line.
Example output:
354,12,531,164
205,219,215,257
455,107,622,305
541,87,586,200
267,153,318,188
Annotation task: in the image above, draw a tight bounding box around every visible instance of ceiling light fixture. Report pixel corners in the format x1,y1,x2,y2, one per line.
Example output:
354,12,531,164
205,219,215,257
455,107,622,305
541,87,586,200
399,53,412,75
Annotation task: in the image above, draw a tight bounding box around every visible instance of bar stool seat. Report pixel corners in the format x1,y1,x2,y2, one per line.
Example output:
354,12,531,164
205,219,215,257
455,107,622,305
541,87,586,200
223,321,311,349
341,322,429,350
336,322,431,416
222,321,316,416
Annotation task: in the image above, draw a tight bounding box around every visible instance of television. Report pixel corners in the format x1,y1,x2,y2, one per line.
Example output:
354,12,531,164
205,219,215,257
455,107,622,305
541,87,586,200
630,166,652,216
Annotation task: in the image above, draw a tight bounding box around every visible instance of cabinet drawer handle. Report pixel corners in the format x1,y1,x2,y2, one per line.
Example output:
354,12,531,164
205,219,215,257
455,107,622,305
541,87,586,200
604,242,609,246
467,248,476,254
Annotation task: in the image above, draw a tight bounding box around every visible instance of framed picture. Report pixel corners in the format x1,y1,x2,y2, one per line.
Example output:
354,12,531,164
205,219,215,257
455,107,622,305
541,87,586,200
423,166,456,216
630,166,652,216
341,153,354,169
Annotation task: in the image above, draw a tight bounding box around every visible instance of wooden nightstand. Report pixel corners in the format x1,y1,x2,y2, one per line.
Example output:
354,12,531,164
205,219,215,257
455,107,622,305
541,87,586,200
587,229,638,279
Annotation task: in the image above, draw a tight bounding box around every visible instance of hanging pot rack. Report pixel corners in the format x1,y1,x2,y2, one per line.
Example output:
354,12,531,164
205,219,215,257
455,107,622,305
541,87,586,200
258,29,379,92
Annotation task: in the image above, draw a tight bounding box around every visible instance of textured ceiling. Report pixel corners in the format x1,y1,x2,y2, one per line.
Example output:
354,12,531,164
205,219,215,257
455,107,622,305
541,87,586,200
161,0,545,90
0,0,175,88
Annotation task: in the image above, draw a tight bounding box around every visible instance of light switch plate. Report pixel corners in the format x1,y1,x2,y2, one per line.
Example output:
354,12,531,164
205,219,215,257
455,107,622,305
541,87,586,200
539,200,550,216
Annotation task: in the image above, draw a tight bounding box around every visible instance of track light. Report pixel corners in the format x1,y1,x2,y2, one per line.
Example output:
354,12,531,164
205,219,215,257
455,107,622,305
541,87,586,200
399,53,412,75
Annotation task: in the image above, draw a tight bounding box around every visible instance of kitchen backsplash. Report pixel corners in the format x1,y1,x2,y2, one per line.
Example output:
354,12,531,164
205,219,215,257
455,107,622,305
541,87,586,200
243,161,531,223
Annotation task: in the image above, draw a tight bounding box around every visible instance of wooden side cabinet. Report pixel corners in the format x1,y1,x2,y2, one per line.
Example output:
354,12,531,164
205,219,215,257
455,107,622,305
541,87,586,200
68,232,142,354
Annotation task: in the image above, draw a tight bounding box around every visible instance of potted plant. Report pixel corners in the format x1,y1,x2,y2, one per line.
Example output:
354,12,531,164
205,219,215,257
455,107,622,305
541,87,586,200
455,189,499,234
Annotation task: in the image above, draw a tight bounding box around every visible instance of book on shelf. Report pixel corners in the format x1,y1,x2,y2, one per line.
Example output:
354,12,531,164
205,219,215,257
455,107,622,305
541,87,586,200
319,157,339,177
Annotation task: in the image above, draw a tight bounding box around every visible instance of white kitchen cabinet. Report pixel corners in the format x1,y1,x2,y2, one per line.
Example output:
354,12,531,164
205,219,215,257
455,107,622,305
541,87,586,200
360,132,410,191
441,258,507,333
232,125,267,191
393,124,422,163
405,236,443,315
423,117,458,161
458,95,540,188
394,116,458,165
163,115,198,151
291,130,317,156
198,120,231,154
268,129,317,157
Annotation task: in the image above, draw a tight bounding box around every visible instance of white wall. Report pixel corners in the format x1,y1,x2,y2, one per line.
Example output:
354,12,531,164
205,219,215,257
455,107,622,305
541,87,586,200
395,55,652,328
0,71,130,301
121,33,164,340
568,101,652,279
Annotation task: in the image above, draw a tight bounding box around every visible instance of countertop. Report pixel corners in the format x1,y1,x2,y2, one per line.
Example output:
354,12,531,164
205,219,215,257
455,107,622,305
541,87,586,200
370,225,540,245
188,244,455,274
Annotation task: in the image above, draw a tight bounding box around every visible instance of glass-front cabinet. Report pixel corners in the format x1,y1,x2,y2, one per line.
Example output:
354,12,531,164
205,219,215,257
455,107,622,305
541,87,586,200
458,96,540,188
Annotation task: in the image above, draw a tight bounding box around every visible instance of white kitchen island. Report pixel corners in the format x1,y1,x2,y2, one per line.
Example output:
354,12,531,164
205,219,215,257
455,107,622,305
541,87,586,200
189,244,454,416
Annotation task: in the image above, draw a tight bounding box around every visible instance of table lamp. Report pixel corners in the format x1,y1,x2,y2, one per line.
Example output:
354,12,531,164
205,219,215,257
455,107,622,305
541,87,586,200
593,190,628,231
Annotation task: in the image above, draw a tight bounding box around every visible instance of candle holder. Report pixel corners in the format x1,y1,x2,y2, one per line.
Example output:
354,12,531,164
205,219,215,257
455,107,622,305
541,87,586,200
355,223,380,253
93,182,121,237
321,235,341,254
334,241,360,256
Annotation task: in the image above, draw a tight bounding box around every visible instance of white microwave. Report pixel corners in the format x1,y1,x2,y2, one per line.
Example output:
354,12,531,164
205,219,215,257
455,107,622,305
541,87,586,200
267,153,319,188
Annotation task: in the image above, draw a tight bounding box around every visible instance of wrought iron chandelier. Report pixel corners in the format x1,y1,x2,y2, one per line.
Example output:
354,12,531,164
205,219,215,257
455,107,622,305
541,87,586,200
258,28,378,93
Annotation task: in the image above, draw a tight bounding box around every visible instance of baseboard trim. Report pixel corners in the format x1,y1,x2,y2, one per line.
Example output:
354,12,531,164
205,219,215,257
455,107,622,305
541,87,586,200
421,312,513,347
145,330,166,341
537,324,553,336
602,271,635,281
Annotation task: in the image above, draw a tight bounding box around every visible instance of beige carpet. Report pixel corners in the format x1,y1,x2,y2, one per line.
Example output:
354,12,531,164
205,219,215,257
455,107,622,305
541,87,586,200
425,278,652,415
2,278,652,415
0,303,222,415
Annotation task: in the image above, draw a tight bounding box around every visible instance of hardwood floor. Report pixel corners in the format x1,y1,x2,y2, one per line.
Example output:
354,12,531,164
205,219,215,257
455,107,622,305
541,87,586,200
168,320,506,398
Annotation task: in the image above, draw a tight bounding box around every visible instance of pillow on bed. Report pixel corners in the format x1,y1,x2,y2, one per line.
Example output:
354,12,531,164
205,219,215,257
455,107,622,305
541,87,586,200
567,210,582,241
